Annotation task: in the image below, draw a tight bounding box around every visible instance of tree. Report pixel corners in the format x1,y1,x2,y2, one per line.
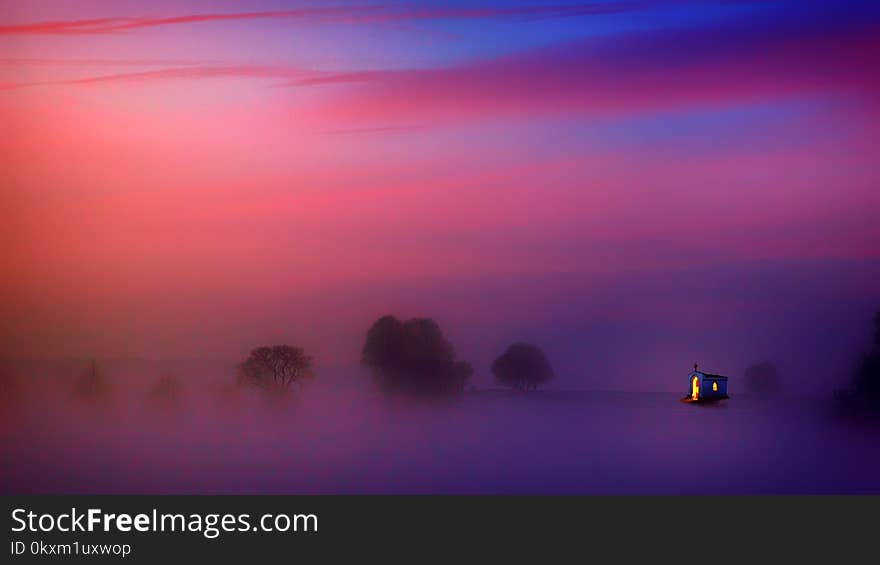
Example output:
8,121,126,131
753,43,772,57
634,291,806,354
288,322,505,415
72,359,112,402
148,374,185,409
361,315,472,396
852,310,880,410
491,343,554,391
874,311,880,348
0,363,23,420
744,361,781,394
0,364,20,398
239,345,313,392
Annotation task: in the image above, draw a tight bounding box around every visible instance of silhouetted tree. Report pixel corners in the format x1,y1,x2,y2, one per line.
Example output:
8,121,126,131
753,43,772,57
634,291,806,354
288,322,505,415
0,363,23,419
491,343,554,391
239,345,313,392
361,315,472,396
852,311,880,411
0,364,19,395
874,311,880,348
72,359,112,402
148,373,185,409
745,361,781,394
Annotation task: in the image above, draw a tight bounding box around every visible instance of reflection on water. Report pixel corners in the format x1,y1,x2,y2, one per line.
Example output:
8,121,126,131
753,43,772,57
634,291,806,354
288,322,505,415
2,381,879,494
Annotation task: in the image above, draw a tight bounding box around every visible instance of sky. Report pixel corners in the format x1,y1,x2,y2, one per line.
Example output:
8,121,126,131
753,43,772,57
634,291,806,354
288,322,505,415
2,0,879,391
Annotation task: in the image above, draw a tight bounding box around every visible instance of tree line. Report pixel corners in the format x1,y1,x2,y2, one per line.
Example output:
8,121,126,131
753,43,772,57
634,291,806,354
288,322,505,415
10,309,877,412
236,310,880,409
239,314,554,396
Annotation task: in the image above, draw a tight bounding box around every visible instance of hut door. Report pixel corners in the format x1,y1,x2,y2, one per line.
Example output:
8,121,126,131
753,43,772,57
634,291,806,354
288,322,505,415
691,377,699,400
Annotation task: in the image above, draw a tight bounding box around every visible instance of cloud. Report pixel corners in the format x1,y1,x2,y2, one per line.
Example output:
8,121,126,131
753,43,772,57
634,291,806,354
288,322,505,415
0,57,217,67
0,3,640,35
7,2,879,128
58,65,313,86
301,10,880,125
1,65,390,91
3,65,347,90
11,4,878,123
315,124,426,135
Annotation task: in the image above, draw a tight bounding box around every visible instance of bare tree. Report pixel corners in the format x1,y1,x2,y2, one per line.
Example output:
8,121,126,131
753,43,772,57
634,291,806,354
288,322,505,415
148,373,185,409
72,359,112,403
239,345,313,392
0,362,23,418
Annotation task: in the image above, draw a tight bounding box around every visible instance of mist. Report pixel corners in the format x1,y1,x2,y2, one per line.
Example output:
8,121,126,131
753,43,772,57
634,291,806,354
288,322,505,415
4,257,877,394
2,282,879,494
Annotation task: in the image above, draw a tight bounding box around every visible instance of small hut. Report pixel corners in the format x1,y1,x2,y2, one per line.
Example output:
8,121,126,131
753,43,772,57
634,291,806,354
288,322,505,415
686,364,729,402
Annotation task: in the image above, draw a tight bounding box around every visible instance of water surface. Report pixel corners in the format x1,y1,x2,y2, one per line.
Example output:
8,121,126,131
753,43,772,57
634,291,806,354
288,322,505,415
2,385,877,494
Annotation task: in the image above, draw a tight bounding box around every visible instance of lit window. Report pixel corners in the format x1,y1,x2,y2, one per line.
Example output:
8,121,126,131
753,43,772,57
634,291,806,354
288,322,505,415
712,382,718,392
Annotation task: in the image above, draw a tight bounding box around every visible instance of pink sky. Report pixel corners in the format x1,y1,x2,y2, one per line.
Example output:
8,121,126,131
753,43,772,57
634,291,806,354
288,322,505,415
2,1,878,390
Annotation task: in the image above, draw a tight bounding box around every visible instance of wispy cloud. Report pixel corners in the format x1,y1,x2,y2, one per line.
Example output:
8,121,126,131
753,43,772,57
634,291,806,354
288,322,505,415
299,11,880,125
314,124,426,135
0,57,217,67
9,3,878,119
59,65,313,85
1,64,377,90
0,3,639,35
7,2,878,129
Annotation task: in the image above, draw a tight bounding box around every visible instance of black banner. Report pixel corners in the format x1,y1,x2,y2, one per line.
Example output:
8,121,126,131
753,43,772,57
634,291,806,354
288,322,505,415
2,496,876,562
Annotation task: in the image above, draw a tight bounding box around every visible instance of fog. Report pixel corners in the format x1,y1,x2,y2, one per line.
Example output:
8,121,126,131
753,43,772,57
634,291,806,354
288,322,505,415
2,356,879,494
4,258,878,394
3,257,879,493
